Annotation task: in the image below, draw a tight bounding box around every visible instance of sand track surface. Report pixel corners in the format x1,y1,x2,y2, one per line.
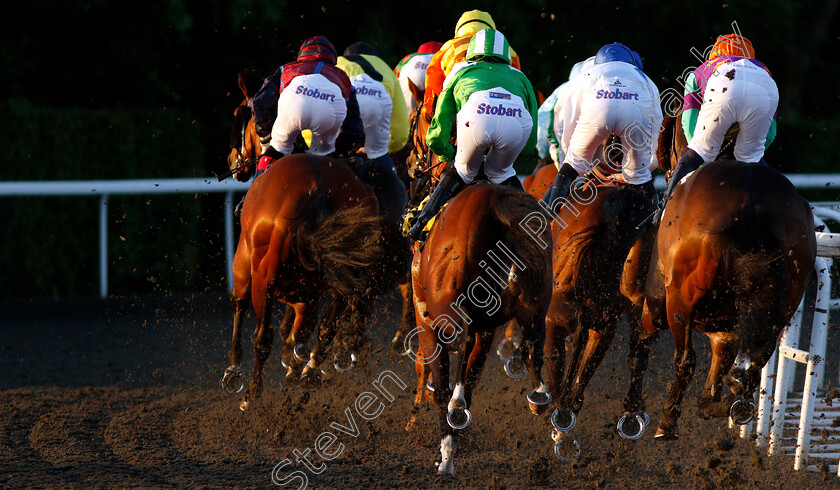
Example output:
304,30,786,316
0,293,832,488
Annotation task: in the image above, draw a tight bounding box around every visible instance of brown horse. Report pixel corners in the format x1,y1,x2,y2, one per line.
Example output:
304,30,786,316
400,86,554,475
222,153,384,408
535,159,656,450
410,184,553,475
220,71,413,406
631,112,816,440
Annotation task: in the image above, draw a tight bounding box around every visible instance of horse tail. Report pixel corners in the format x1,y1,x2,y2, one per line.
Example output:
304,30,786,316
722,193,789,354
571,186,653,309
490,187,553,301
294,189,383,297
728,250,788,354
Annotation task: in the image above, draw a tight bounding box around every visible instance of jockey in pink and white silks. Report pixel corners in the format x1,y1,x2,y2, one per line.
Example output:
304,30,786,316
652,33,778,225
407,28,538,241
541,43,662,216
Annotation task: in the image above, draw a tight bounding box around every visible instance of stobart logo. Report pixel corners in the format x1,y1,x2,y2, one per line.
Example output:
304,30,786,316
355,85,384,98
476,103,523,117
295,85,337,102
596,89,640,100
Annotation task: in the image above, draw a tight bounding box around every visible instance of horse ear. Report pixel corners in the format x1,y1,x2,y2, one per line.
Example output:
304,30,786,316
407,78,423,105
656,113,675,173
238,69,263,100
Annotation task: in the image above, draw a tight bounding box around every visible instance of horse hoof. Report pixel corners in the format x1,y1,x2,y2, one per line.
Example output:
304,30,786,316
285,368,302,386
300,371,322,391
221,366,245,394
616,412,648,440
446,407,472,430
334,352,358,372
496,338,520,360
527,389,552,406
503,356,527,379
293,344,309,363
551,429,581,462
729,398,756,425
653,427,679,440
551,408,576,432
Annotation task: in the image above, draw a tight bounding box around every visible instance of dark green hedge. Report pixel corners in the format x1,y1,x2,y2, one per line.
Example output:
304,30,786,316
0,100,230,298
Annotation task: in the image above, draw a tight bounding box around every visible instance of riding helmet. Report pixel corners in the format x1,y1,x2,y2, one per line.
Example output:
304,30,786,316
466,29,510,64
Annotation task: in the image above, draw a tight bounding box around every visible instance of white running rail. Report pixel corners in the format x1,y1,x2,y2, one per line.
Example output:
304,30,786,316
0,174,837,299
0,178,251,297
749,204,840,475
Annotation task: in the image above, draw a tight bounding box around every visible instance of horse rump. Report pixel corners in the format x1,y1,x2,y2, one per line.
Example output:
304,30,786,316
490,186,554,301
569,184,654,310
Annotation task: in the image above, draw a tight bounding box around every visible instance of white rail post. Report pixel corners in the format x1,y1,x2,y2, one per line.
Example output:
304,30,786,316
99,194,109,298
224,190,235,292
768,295,806,454
755,346,778,447
793,256,832,470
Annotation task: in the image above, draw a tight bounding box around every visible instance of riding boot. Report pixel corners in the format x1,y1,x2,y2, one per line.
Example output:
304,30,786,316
628,180,658,208
408,166,465,241
540,163,578,217
651,149,704,225
499,174,525,191
234,169,268,218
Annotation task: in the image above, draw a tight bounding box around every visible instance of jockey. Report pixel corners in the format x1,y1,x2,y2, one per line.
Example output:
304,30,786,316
541,43,662,216
421,10,520,123
407,29,538,241
249,36,365,178
395,41,443,115
653,33,778,225
337,42,409,168
542,56,595,166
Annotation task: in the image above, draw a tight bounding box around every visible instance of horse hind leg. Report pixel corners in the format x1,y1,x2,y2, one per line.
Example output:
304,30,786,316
223,242,252,395
241,288,275,410
623,308,656,414
697,332,738,419
222,292,250,394
617,315,657,440
300,293,346,387
655,308,697,440
727,328,781,425
518,313,552,415
390,277,416,358
445,330,478,431
282,302,317,384
566,308,620,416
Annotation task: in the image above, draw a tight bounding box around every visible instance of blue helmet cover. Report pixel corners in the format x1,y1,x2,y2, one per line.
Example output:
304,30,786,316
595,43,639,68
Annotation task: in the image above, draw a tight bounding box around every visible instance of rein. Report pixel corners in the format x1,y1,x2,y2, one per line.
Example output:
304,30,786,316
407,99,446,178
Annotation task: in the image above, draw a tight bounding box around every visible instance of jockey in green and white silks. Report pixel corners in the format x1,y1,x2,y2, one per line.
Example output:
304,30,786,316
407,29,538,241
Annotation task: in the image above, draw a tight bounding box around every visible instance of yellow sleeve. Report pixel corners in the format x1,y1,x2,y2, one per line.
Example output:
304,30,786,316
368,55,409,152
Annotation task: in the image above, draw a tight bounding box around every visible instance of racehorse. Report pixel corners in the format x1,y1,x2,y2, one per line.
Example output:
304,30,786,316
220,71,412,407
222,152,384,408
535,146,657,447
631,110,816,439
401,87,554,476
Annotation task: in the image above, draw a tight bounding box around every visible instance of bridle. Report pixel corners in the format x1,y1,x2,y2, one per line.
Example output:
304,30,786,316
231,100,254,166
407,99,446,179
